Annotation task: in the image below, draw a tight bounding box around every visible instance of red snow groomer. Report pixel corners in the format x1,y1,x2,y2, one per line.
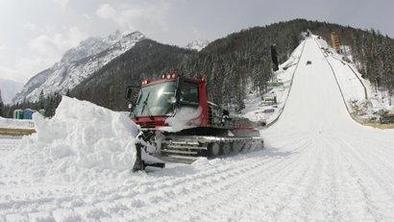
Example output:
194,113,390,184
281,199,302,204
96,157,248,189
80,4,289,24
126,72,264,171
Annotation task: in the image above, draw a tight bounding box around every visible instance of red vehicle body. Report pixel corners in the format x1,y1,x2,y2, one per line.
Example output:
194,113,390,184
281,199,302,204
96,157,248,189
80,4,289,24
132,75,209,128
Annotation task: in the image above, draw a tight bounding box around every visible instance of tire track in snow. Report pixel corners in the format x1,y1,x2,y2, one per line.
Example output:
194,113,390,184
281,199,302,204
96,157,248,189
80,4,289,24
145,136,315,221
0,135,310,219
136,137,314,221
336,136,394,219
337,138,386,221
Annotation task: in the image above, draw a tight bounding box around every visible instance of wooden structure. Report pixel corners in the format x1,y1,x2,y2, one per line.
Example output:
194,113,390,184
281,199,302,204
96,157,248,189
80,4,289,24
330,32,341,53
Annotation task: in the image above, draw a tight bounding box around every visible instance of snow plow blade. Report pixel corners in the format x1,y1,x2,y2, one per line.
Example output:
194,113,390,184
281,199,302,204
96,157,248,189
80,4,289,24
132,141,165,172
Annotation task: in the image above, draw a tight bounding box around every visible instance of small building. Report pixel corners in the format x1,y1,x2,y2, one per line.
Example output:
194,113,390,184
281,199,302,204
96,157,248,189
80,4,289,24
13,109,24,119
23,109,35,120
330,32,341,53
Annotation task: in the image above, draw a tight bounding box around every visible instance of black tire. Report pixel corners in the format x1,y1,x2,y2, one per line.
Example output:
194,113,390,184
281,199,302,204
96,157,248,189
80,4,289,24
222,142,232,156
233,141,244,153
243,142,252,151
207,142,221,158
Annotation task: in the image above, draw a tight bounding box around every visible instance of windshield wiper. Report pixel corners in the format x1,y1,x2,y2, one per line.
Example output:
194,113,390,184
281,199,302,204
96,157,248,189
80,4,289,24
141,92,154,120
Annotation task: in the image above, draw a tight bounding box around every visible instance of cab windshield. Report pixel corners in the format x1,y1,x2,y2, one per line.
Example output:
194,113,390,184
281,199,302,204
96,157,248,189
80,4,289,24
132,81,177,117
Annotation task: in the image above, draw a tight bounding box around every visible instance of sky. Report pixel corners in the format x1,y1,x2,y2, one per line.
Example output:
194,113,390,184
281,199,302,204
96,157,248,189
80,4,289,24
0,0,393,84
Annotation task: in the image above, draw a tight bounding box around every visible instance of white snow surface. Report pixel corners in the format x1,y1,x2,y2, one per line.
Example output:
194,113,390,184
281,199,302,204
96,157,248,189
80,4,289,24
314,36,367,102
163,107,202,132
1,38,394,221
13,31,145,103
0,117,34,129
185,40,210,51
0,136,20,151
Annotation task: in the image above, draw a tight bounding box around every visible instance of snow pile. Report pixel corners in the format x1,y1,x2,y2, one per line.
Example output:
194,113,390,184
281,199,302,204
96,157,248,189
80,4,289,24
5,96,140,181
185,40,210,51
164,107,202,132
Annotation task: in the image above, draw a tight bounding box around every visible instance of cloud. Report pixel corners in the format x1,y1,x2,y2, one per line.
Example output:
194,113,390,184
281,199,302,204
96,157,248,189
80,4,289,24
2,27,89,82
1,26,86,82
28,27,87,57
53,0,70,9
23,22,38,32
96,1,170,33
0,54,58,82
82,14,92,20
0,65,21,82
96,4,116,19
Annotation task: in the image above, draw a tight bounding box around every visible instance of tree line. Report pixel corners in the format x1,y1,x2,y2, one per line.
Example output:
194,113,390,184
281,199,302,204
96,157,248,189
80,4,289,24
350,30,394,94
0,91,62,118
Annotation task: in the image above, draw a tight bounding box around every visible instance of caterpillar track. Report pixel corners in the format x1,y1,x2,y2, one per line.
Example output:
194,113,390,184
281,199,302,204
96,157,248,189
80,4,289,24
160,136,264,163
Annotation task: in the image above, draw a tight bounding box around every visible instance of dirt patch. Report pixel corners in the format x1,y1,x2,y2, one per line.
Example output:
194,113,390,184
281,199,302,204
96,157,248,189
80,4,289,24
0,128,36,136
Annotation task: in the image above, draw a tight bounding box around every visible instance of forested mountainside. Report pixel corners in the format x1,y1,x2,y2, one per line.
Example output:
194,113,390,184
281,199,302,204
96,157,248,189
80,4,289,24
3,19,393,117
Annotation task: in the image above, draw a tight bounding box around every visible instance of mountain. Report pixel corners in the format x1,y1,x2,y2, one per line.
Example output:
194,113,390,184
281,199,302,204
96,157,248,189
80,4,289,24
71,21,304,111
71,39,195,110
0,79,23,104
13,31,145,103
8,19,394,115
185,40,210,51
71,19,393,112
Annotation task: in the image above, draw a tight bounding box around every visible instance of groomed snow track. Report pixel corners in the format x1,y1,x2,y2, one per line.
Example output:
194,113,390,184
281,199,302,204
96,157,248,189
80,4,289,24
1,37,394,221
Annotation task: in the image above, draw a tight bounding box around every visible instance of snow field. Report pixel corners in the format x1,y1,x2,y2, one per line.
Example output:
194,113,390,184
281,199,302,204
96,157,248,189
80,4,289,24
0,136,20,151
264,37,394,220
0,118,34,130
314,36,367,106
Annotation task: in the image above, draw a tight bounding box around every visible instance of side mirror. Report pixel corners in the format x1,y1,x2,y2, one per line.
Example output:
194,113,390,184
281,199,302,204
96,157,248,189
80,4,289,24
125,87,133,101
175,88,181,106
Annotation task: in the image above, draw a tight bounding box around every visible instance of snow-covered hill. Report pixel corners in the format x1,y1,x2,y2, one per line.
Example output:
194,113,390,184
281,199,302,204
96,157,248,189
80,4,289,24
13,31,145,103
185,40,209,51
0,79,23,104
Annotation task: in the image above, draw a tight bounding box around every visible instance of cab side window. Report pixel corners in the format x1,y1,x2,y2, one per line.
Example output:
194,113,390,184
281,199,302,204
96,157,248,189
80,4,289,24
180,82,199,105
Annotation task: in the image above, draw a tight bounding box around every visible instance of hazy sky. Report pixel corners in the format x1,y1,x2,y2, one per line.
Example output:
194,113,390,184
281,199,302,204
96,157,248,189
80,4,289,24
0,0,393,84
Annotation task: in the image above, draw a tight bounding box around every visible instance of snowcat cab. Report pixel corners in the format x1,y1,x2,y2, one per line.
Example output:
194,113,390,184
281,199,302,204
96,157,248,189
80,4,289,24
126,72,264,171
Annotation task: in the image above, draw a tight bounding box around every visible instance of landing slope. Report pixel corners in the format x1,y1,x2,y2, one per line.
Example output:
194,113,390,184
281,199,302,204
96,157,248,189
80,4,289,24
264,37,394,221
